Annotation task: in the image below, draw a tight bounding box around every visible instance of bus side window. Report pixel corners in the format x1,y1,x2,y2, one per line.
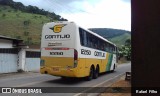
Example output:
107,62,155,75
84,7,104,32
112,46,114,53
87,32,91,48
104,43,107,51
83,30,87,46
79,28,88,47
102,41,105,51
87,33,93,49
110,45,112,53
110,45,113,53
109,44,111,53
113,46,116,53
99,39,104,51
79,28,84,46
105,43,109,52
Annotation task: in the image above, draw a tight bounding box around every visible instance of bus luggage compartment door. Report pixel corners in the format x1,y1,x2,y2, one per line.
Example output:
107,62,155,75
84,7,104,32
41,47,75,68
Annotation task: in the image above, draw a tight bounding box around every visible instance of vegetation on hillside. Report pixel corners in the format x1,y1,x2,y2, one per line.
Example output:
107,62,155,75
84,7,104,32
89,28,130,38
89,28,131,47
108,33,131,47
0,0,67,21
0,0,67,45
0,5,50,44
119,39,131,60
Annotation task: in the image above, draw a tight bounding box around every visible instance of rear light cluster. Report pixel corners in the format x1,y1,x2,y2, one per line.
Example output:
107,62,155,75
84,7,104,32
74,49,78,68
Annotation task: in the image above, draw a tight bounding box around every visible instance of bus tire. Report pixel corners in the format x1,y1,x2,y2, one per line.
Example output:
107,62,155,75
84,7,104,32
93,66,99,79
86,67,94,81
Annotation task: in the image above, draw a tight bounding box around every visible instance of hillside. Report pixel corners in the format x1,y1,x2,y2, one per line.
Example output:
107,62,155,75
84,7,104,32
89,28,131,47
0,0,67,45
0,4,131,47
0,5,57,44
108,33,131,47
89,28,130,38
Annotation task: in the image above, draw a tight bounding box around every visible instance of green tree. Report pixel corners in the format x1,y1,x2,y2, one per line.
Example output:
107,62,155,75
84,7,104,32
119,39,131,60
125,39,131,46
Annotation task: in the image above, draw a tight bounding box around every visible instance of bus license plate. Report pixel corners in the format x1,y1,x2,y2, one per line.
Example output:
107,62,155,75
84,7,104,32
53,68,59,72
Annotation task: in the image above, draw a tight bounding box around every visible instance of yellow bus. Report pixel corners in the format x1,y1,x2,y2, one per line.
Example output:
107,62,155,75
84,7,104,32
40,21,118,80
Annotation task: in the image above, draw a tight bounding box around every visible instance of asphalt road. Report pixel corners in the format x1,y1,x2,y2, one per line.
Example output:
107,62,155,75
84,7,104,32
0,63,131,96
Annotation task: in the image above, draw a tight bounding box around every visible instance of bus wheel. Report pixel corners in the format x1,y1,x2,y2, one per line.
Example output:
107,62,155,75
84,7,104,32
93,66,99,79
86,67,94,81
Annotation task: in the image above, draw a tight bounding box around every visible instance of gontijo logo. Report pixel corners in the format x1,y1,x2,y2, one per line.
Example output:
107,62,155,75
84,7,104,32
50,24,66,33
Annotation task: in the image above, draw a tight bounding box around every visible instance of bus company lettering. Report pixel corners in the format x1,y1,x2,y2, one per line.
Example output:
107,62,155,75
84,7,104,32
81,49,91,55
94,51,105,57
50,52,63,55
45,34,70,39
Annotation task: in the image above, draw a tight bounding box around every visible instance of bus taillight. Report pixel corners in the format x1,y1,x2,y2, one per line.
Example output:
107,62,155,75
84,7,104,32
74,49,78,68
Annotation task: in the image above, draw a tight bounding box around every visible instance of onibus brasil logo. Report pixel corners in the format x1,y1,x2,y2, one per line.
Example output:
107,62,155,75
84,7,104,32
1,88,42,93
50,24,66,33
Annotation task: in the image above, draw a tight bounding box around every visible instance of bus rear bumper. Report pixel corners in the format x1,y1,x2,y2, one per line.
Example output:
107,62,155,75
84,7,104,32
40,67,82,77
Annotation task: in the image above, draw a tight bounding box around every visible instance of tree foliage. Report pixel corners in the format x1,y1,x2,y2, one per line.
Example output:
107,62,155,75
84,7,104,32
119,39,131,60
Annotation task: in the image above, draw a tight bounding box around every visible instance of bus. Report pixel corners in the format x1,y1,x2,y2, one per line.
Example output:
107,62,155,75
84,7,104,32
40,21,118,80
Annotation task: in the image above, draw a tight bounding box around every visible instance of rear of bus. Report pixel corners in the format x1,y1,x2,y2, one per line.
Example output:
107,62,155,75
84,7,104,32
40,21,79,77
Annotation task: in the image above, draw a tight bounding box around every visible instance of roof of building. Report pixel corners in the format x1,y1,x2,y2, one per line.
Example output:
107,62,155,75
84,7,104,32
0,35,23,42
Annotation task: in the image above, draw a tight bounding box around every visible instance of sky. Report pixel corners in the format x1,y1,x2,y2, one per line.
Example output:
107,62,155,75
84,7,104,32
13,0,131,31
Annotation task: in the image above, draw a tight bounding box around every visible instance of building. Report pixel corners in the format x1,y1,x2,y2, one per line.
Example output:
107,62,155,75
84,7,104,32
0,35,40,73
0,35,25,48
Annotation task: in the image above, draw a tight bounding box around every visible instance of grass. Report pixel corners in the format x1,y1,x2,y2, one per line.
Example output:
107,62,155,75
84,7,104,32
0,5,53,44
108,33,131,47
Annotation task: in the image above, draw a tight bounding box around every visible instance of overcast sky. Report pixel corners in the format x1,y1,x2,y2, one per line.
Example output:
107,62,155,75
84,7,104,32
13,0,131,31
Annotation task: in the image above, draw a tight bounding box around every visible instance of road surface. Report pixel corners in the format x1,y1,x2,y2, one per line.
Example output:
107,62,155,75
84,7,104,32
0,63,131,96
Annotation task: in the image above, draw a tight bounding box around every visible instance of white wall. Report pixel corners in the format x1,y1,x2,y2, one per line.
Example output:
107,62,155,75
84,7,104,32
0,39,13,48
25,49,40,72
18,49,40,72
18,49,26,71
0,53,18,73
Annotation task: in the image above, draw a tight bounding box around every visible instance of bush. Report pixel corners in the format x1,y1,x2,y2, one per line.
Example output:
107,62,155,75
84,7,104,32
2,13,6,17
